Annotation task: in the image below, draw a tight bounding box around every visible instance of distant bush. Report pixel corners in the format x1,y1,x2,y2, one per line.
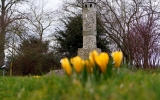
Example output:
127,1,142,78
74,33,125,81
12,37,60,76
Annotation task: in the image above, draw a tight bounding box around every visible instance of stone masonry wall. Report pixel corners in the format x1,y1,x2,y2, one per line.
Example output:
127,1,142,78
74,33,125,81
83,35,96,49
78,48,101,60
78,1,101,60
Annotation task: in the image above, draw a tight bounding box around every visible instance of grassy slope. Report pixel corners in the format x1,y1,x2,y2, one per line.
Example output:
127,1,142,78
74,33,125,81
0,70,160,100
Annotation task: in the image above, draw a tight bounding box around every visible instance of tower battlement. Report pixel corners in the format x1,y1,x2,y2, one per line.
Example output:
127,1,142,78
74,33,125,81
83,2,96,9
83,0,96,8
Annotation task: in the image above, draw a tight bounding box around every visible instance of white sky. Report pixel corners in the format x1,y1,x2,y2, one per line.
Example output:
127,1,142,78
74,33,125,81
47,0,63,10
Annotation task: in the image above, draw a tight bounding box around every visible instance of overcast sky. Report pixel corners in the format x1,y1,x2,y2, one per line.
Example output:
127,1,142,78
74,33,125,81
47,0,63,10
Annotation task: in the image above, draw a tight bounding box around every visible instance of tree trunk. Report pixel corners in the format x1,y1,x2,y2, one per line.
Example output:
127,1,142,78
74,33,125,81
143,47,149,69
0,33,5,67
0,0,6,66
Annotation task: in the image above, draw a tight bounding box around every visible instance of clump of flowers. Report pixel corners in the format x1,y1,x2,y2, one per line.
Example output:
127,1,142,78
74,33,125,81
33,76,41,78
61,50,123,85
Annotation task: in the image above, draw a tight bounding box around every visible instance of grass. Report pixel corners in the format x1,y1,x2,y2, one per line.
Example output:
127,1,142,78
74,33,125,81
0,69,160,100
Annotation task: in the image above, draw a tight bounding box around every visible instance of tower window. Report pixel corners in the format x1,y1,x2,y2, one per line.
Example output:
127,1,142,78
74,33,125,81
90,4,92,7
85,4,87,8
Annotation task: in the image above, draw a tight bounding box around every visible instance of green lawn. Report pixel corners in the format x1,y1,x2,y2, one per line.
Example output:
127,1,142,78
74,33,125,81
0,69,160,100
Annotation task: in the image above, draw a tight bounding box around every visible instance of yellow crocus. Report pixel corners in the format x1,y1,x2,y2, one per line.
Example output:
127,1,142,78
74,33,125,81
71,56,84,74
111,51,123,68
89,50,98,66
85,60,93,73
33,76,41,78
95,52,109,73
61,58,72,76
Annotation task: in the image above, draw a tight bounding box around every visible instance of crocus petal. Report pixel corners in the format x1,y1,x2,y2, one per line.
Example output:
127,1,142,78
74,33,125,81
71,56,84,73
95,52,109,73
85,60,93,73
89,50,98,66
61,58,72,75
112,51,123,68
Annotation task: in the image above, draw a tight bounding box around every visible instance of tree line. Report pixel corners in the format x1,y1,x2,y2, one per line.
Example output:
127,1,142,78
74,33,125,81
0,0,160,76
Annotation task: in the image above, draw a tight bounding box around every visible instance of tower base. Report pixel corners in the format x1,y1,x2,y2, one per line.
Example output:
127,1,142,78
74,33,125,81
78,48,101,60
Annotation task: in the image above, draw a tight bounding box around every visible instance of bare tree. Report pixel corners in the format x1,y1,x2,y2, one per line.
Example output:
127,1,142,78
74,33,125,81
0,0,28,66
23,0,56,42
4,0,57,63
98,0,160,66
124,14,160,69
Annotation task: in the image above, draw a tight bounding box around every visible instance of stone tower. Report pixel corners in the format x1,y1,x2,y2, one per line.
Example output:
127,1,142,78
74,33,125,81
78,0,101,59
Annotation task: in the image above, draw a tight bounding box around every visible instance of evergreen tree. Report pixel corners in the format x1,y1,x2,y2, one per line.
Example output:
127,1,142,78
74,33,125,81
12,37,59,75
54,14,110,58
